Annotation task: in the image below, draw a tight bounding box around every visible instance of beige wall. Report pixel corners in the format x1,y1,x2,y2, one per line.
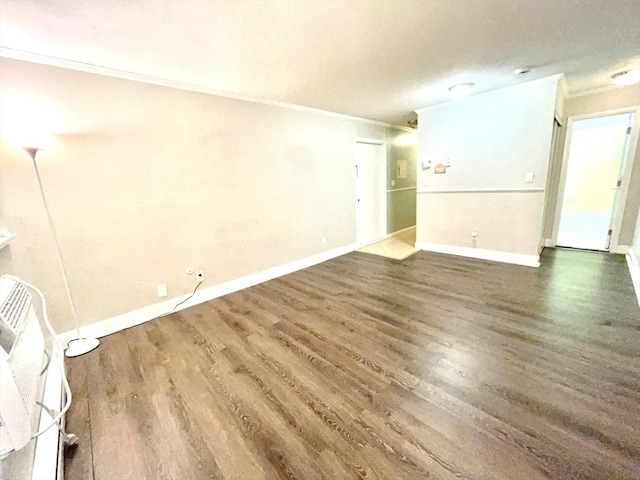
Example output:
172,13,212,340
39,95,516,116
0,58,387,332
566,84,640,117
416,191,546,251
559,85,640,247
415,75,559,257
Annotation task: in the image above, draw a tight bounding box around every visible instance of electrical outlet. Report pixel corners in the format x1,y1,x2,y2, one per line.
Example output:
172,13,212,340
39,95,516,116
157,284,168,298
471,231,478,240
196,271,204,282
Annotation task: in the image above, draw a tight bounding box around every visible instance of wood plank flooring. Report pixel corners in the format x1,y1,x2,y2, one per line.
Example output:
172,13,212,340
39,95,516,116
64,248,640,480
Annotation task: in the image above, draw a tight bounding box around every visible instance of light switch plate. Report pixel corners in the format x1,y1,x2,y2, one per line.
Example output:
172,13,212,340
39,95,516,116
525,172,534,183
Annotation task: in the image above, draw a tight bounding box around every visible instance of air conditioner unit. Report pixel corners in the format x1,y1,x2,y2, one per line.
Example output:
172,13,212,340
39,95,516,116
0,278,46,457
0,276,73,480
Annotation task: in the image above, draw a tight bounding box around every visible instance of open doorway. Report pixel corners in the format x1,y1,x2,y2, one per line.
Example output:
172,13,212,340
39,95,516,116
554,111,635,251
355,139,387,246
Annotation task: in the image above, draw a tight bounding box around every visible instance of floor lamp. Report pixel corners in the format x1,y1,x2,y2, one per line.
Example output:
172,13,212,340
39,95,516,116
23,146,100,357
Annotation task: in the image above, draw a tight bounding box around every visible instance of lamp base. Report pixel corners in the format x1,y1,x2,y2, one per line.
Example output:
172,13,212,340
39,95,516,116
65,337,100,357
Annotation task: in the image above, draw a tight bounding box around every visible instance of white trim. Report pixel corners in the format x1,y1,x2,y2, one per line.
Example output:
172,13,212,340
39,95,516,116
386,225,416,238
557,74,569,108
387,125,416,133
564,106,640,122
354,237,386,250
609,111,639,251
415,241,540,267
541,240,627,254
354,137,386,145
354,139,387,245
626,248,640,309
387,186,417,193
0,47,407,130
57,242,356,344
567,83,625,101
551,106,640,251
551,115,574,246
614,245,630,254
417,187,544,194
540,117,564,253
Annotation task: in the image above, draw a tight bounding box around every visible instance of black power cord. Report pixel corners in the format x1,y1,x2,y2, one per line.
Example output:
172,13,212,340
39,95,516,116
161,280,203,318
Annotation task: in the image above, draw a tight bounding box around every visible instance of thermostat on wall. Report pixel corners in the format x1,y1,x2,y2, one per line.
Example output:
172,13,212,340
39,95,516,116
434,163,447,174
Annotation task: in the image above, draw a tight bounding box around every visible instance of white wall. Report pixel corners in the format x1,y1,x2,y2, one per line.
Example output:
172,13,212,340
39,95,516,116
0,57,388,332
415,75,560,262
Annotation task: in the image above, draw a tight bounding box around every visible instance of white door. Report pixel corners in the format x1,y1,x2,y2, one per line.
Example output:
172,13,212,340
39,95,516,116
556,113,634,251
355,141,385,245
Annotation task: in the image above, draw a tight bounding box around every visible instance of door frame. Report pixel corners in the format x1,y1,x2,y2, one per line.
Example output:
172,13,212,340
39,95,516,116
354,137,387,247
550,106,640,252
539,115,564,253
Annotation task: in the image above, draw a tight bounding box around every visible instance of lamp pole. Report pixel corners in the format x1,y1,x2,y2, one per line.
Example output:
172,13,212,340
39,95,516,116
25,147,99,357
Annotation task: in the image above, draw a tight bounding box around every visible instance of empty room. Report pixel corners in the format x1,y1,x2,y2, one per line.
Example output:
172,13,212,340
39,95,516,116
1,1,639,479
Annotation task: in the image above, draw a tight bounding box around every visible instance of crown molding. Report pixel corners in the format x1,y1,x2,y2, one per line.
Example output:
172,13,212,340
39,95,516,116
0,47,406,130
566,83,623,100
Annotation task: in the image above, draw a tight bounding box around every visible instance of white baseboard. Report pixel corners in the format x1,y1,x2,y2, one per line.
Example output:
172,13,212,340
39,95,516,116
58,242,357,344
614,244,630,254
415,241,540,268
386,225,416,239
355,226,417,251
626,249,640,309
544,241,629,254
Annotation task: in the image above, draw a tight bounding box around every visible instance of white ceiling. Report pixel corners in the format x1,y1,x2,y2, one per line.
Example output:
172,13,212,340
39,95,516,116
1,0,639,125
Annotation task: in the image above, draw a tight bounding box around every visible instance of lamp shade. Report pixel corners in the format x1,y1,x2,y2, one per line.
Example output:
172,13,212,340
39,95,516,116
1,128,51,151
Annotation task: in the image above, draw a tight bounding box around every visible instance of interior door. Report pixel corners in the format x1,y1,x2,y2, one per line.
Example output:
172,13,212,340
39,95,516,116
556,113,633,250
355,141,384,245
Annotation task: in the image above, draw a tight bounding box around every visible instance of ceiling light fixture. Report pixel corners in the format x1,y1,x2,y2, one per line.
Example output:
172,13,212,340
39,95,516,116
448,82,475,99
612,68,640,86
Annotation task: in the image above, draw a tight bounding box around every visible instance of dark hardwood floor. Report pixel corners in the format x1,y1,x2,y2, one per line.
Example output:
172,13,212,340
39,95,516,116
64,248,640,480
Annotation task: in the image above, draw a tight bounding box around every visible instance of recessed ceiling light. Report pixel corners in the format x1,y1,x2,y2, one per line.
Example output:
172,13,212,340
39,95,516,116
515,68,531,76
612,68,640,86
448,82,475,99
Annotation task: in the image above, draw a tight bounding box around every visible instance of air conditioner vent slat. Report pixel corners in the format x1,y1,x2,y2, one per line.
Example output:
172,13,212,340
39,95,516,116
0,283,31,333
